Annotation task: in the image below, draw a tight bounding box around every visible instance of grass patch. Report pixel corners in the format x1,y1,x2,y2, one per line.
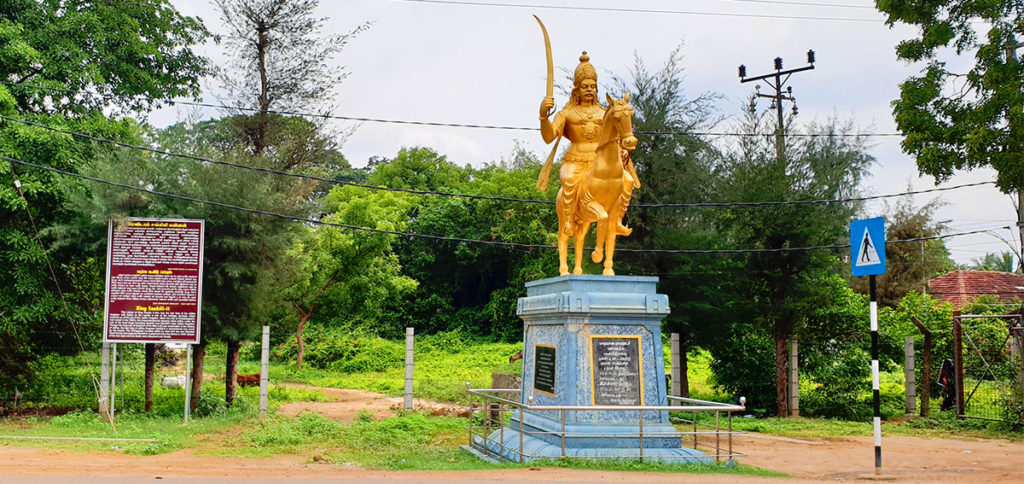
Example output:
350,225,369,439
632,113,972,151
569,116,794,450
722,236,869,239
0,410,245,455
218,411,783,474
267,338,523,404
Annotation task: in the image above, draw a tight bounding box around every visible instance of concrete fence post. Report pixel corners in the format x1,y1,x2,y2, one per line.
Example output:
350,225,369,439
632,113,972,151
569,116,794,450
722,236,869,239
99,342,111,422
905,336,916,415
259,325,270,419
404,327,414,410
670,333,681,405
788,337,799,417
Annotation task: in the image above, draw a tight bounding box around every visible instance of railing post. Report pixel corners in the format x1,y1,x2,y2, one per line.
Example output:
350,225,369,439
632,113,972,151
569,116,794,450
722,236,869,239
499,403,505,463
560,409,565,458
638,408,644,461
715,411,721,463
728,411,733,460
693,411,698,449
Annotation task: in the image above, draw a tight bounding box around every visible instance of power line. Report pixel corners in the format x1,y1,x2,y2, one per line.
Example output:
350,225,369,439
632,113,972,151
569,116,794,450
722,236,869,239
721,0,875,9
397,0,881,22
8,167,105,425
0,81,903,138
0,114,992,209
0,114,553,206
1,153,1008,255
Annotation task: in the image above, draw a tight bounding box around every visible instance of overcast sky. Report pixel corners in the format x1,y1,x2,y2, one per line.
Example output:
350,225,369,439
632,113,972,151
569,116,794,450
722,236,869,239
155,0,1021,268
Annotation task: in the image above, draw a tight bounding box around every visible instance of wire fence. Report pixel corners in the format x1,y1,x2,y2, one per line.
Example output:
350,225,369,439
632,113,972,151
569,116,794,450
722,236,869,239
954,315,1024,422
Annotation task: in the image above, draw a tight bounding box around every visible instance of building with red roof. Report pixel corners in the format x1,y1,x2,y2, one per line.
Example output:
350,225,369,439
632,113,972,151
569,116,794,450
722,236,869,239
926,270,1024,308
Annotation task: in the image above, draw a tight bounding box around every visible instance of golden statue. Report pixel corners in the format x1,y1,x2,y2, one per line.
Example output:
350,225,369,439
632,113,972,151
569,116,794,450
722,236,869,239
534,16,640,277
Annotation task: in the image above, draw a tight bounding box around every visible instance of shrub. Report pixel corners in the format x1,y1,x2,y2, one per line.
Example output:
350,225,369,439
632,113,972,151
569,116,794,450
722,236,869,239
272,326,403,372
708,324,776,415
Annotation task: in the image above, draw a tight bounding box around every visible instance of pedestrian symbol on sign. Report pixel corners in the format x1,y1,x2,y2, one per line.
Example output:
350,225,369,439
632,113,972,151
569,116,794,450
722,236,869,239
857,227,881,267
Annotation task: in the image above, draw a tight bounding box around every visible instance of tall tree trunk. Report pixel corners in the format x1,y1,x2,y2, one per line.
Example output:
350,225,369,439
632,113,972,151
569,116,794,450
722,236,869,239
190,342,206,411
144,343,155,412
225,340,240,406
296,310,312,370
255,27,269,156
774,328,789,417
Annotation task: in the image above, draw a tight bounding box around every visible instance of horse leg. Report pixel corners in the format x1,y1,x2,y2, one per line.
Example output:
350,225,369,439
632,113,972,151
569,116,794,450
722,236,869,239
588,201,609,263
592,219,606,263
572,222,587,275
602,218,617,276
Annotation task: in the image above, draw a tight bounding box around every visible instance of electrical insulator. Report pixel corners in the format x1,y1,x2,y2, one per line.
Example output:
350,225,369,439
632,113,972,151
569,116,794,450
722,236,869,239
774,57,783,70
738,65,746,78
807,50,816,64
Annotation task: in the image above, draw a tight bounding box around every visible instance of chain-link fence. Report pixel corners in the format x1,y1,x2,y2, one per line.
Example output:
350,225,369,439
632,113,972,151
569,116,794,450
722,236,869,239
953,314,1024,423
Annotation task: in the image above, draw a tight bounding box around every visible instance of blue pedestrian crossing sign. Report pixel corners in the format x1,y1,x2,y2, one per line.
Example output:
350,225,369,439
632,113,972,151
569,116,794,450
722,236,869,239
850,217,886,276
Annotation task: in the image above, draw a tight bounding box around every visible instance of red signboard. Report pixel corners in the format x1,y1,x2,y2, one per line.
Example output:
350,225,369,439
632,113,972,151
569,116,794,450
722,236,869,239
103,218,205,344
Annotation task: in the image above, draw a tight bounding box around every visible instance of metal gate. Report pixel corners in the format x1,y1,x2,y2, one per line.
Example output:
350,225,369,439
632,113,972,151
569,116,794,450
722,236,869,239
952,313,1024,422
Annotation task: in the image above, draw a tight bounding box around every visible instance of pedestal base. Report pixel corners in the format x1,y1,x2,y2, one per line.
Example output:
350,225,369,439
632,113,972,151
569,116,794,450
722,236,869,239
474,410,710,463
468,275,711,464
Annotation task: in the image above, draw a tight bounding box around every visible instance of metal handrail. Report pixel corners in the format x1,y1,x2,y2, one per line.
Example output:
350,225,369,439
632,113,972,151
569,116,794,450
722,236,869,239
467,388,745,412
466,385,746,464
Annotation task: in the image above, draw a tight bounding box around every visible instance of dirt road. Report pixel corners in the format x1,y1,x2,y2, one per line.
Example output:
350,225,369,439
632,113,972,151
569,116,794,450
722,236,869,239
1,386,1022,483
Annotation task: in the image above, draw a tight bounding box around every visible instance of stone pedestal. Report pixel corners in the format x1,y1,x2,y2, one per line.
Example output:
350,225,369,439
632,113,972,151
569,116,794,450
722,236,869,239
476,275,708,462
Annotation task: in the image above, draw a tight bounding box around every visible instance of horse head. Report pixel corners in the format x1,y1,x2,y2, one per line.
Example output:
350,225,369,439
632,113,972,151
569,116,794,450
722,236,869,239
605,92,637,152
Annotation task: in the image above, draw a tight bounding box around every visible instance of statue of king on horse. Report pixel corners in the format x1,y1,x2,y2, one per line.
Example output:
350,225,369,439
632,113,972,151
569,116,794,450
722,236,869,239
534,16,640,276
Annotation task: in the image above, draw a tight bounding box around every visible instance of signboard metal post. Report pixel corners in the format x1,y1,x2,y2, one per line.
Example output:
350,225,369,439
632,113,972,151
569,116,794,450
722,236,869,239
850,217,886,475
110,343,117,420
184,344,192,425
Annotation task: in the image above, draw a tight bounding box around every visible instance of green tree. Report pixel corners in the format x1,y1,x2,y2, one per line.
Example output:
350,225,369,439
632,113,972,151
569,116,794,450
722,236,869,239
610,44,725,397
284,187,418,369
378,147,557,341
966,251,1018,272
1,0,208,114
211,0,367,403
215,0,368,156
152,118,320,407
876,0,1024,192
0,1,208,385
711,101,873,416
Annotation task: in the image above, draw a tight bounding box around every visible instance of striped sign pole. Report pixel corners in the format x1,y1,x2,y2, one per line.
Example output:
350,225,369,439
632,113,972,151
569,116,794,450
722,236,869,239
870,274,881,473
850,217,886,476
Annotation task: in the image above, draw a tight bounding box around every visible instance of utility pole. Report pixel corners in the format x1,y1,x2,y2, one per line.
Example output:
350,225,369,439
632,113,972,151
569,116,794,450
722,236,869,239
739,50,816,166
738,50,815,418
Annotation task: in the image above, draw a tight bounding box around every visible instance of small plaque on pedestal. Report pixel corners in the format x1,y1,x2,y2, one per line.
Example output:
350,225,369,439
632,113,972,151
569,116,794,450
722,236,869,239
590,336,643,405
533,344,556,396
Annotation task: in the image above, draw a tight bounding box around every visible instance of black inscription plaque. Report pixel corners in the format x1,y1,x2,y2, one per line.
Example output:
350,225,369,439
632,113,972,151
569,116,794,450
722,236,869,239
533,345,556,395
591,337,642,405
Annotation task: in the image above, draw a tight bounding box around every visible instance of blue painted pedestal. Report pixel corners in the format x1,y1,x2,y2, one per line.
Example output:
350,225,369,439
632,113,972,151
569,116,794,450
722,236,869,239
476,275,708,462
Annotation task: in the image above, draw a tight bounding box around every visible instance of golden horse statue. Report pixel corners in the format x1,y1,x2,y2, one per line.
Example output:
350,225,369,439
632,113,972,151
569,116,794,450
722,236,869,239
556,93,638,276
